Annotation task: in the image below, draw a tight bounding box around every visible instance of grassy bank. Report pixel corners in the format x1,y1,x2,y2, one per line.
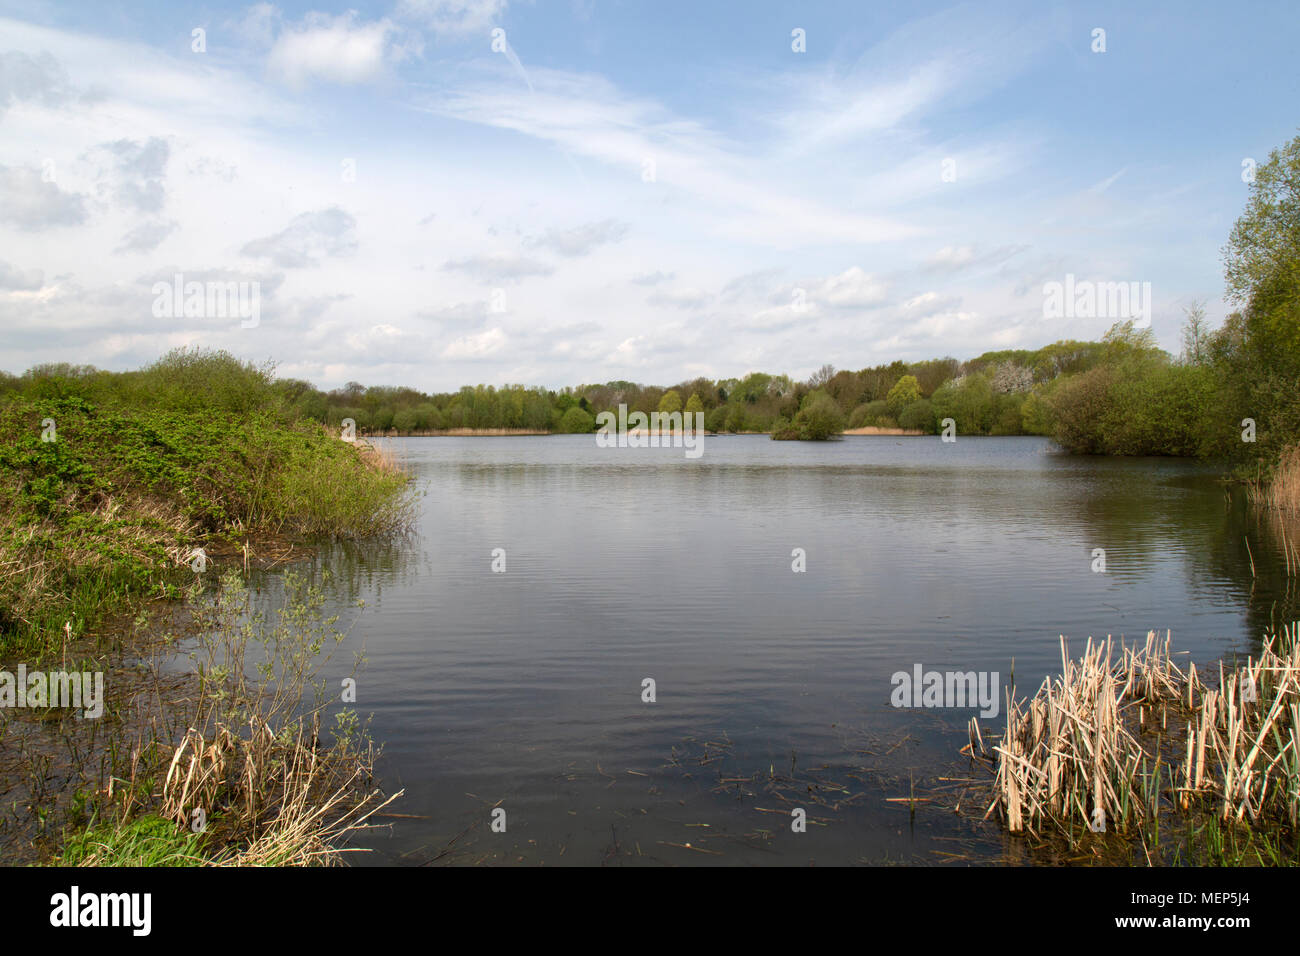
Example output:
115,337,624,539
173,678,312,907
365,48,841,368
0,349,414,661
0,349,413,864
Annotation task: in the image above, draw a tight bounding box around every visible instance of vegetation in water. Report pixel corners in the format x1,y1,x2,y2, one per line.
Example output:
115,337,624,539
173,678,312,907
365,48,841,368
966,627,1300,866
30,569,399,867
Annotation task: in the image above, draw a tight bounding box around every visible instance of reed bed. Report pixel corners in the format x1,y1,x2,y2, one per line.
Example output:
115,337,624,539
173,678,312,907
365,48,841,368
1250,445,1300,515
1247,445,1300,579
969,627,1300,850
371,427,549,437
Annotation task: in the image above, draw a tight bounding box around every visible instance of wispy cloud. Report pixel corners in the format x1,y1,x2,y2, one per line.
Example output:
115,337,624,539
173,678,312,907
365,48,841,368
0,165,87,229
241,208,358,268
526,219,628,257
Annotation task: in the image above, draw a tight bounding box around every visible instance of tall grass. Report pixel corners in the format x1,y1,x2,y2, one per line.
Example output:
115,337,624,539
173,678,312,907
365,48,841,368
1248,445,1300,579
1250,445,1300,514
55,815,208,866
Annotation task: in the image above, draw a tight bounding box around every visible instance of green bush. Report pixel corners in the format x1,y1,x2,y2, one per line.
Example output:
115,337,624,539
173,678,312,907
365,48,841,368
119,348,280,416
898,399,936,432
792,391,845,440
0,376,414,658
848,400,891,428
557,406,595,433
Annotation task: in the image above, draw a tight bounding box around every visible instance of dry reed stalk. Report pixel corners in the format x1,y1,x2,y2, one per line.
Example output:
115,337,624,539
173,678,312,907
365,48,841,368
1254,446,1300,515
981,627,1300,847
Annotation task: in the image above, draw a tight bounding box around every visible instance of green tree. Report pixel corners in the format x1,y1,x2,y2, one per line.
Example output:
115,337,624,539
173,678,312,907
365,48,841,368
391,408,418,432
657,389,683,414
898,399,936,433
931,375,996,435
413,403,442,430
1049,367,1114,454
886,374,922,417
725,404,747,433
1020,390,1055,436
847,403,873,429
1224,135,1300,319
1220,133,1300,467
704,405,728,433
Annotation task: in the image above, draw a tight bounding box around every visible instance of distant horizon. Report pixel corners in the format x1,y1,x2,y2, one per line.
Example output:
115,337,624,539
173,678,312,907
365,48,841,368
1,323,1159,395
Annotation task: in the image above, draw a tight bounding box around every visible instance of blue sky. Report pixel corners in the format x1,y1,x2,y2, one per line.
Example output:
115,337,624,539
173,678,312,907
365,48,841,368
0,0,1296,391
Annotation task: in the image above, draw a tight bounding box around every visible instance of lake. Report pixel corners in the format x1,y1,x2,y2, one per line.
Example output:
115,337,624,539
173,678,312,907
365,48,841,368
245,434,1294,865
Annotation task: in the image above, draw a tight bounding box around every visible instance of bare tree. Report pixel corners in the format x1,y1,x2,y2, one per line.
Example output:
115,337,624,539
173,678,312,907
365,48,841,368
808,364,835,388
1180,300,1210,365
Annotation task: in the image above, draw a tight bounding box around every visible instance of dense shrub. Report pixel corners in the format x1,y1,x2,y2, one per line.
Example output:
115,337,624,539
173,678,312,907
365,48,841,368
557,406,595,433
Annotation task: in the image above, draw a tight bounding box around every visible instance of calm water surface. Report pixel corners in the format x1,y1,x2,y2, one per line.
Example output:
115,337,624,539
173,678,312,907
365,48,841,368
246,435,1295,865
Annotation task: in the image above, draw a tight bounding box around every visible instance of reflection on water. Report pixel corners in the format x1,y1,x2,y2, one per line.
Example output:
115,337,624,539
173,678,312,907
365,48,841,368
243,435,1295,865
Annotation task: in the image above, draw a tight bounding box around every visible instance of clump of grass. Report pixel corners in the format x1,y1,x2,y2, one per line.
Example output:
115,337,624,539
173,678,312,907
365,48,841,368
968,627,1300,858
54,814,207,866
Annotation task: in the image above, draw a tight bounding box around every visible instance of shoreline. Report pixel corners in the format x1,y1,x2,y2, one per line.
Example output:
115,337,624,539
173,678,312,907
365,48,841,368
842,426,926,436
364,427,929,438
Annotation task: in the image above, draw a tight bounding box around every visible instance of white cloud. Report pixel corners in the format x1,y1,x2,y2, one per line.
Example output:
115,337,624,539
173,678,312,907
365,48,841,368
647,286,710,310
0,164,87,230
526,219,628,257
231,3,280,50
0,259,43,290
442,254,553,283
116,219,177,254
241,208,358,268
441,326,506,358
926,245,976,270
98,137,170,213
810,267,889,309
267,12,410,88
0,49,73,114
